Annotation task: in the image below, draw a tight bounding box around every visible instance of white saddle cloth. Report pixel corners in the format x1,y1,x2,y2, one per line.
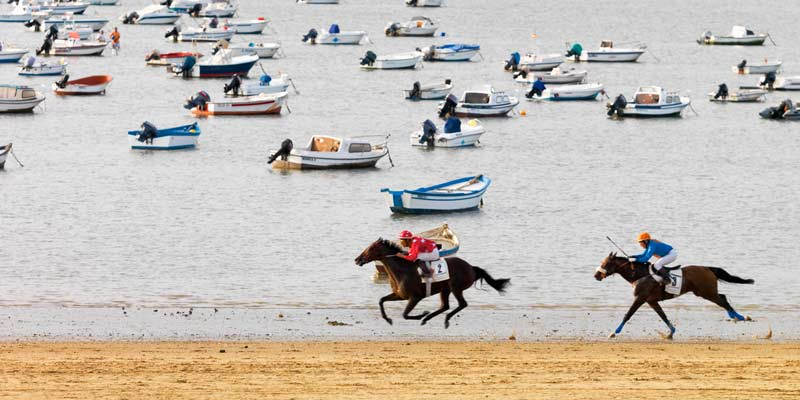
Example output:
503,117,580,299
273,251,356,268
664,268,683,295
420,259,449,283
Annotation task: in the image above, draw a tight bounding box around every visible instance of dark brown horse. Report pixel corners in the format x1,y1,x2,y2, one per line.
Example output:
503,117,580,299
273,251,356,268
595,252,754,339
355,238,509,328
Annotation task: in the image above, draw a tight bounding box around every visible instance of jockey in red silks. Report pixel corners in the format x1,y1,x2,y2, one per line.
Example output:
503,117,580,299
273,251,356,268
396,230,440,276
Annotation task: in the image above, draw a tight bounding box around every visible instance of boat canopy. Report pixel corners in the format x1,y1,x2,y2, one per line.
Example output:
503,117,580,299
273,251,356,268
0,85,37,100
730,25,755,38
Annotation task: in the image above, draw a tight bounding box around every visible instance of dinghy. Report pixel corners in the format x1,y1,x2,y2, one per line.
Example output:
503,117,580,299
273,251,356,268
698,26,768,46
18,56,67,76
360,51,422,70
145,50,203,66
381,174,491,214
224,18,268,34
52,74,112,95
302,24,367,45
513,67,587,84
525,83,605,101
0,46,28,63
421,44,480,62
385,16,437,37
225,42,280,58
170,51,258,78
0,143,12,169
45,15,108,31
232,73,294,96
708,84,765,102
438,85,518,117
406,0,443,6
0,84,46,113
187,91,288,115
567,41,646,62
607,86,691,117
177,26,234,42
411,118,485,148
0,5,50,23
50,38,108,56
128,122,201,150
197,2,236,18
404,79,452,100
732,59,781,75
759,99,800,120
120,5,181,25
268,135,389,170
518,52,564,71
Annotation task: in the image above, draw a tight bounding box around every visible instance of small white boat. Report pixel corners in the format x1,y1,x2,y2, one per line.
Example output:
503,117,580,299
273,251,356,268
404,79,452,100
770,76,800,91
236,74,293,96
514,67,587,84
381,175,491,214
50,39,108,56
55,23,94,40
224,18,268,34
89,0,119,5
0,5,50,23
0,142,12,169
0,46,29,63
0,84,46,113
52,74,112,95
318,29,367,45
421,44,480,62
732,59,781,75
698,26,768,46
197,2,236,18
406,0,443,6
45,16,108,31
360,51,422,70
411,118,485,148
128,122,201,150
526,83,605,101
607,86,691,117
190,91,288,116
439,85,518,117
584,41,646,62
18,57,67,76
225,42,280,58
35,1,90,15
269,135,389,170
178,26,235,42
297,0,339,4
120,5,181,25
708,85,765,102
518,52,564,71
385,16,437,37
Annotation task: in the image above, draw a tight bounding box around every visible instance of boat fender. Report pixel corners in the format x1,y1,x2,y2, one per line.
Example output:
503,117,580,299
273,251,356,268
607,94,627,117
268,139,293,164
301,28,318,44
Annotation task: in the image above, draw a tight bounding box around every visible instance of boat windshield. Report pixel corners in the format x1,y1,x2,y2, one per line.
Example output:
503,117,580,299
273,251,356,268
309,136,341,152
600,40,613,48
348,142,371,153
635,93,659,104
464,92,489,104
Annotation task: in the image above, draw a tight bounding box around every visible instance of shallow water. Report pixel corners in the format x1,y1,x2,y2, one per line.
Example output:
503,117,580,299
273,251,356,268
0,0,798,338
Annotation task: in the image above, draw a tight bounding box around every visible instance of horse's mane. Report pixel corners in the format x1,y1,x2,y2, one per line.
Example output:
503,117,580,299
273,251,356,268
378,238,404,254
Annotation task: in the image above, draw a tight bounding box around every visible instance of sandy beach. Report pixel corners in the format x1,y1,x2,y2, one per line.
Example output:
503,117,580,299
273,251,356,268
1,341,797,399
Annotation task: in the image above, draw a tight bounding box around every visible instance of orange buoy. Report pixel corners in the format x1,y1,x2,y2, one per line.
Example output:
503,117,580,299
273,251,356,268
520,110,527,116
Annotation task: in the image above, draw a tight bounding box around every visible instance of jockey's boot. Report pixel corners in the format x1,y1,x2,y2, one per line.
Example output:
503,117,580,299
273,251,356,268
657,267,671,284
417,261,432,277
649,264,666,284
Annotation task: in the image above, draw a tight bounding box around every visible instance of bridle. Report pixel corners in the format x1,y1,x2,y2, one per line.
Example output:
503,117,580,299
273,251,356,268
595,265,608,279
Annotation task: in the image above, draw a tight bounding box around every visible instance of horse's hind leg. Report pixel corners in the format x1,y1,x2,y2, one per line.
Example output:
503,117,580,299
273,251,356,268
648,301,676,339
714,293,746,321
402,296,429,320
421,288,450,326
444,290,467,329
379,293,402,325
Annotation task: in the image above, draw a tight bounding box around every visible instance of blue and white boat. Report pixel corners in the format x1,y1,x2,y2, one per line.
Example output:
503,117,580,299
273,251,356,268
170,51,258,78
381,175,491,214
608,86,691,117
128,122,201,150
421,44,480,62
0,46,28,63
440,85,518,117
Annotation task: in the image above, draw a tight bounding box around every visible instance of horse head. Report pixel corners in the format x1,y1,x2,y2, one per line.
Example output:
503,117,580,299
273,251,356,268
354,238,402,266
595,252,626,281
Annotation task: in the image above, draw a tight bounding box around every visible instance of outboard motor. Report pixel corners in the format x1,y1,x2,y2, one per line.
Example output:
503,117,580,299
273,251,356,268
46,24,58,41
122,11,139,24
144,50,161,61
443,117,461,133
268,139,293,164
419,119,437,146
165,26,180,42
512,70,529,80
176,55,197,78
760,71,776,89
24,18,41,31
209,16,219,29
160,0,173,6
714,83,729,99
189,3,202,17
36,37,52,56
301,28,318,44
565,43,583,61
385,23,401,36
439,93,458,118
607,94,627,117
223,74,242,96
504,52,521,71
737,59,747,74
406,0,418,6
184,91,210,110
24,56,36,69
137,121,158,144
526,79,546,98
408,81,422,100
360,50,377,66
54,74,69,89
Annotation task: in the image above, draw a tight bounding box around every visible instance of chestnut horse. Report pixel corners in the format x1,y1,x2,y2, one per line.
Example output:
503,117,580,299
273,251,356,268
355,238,509,328
595,252,754,339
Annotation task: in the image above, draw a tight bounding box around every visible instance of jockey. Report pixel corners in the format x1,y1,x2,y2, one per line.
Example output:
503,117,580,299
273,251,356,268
396,230,439,277
629,232,676,284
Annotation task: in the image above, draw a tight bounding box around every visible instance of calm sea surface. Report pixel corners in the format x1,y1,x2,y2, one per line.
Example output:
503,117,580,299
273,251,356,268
1,0,798,318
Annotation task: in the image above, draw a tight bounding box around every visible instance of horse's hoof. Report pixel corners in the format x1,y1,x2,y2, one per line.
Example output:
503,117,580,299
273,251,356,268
658,330,674,340
444,320,450,329
385,318,393,326
608,333,616,339
420,320,427,326
745,315,753,322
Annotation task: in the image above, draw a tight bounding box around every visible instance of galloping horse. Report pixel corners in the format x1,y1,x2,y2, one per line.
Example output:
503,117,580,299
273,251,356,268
355,238,510,328
595,252,754,339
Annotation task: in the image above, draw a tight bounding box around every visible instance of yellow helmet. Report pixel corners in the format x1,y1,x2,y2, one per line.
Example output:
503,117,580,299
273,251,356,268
637,232,651,242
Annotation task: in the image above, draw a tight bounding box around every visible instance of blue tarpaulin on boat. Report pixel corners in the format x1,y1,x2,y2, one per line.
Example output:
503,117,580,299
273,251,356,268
444,117,461,133
511,52,520,64
260,74,272,86
329,24,340,33
437,43,480,52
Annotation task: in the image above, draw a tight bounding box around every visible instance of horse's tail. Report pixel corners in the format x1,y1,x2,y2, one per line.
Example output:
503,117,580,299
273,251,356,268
472,266,510,293
709,267,754,284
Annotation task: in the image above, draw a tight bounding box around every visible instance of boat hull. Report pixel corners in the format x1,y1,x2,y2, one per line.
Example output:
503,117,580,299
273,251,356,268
45,19,108,31
228,44,280,58
53,75,112,95
362,54,422,70
698,36,766,45
317,31,366,45
128,123,200,150
410,124,485,148
586,50,644,62
52,43,107,56
453,101,518,117
381,175,491,214
732,64,781,74
0,95,46,113
192,93,287,115
227,20,268,34
19,64,66,76
179,31,235,42
239,82,290,96
622,101,690,117
404,84,452,100
0,50,28,63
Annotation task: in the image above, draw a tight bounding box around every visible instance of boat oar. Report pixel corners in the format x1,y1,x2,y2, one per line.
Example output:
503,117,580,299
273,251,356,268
288,78,299,95
605,236,630,258
284,100,292,114
10,149,24,167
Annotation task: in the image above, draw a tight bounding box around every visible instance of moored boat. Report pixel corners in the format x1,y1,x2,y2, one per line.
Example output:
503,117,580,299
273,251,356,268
385,16,437,37
373,222,458,278
513,67,587,84
268,135,389,170
18,56,67,76
297,0,339,4
231,73,294,96
421,44,480,62
566,41,646,62
144,50,203,66
0,84,46,113
0,5,50,23
224,18,268,34
732,59,781,75
381,174,491,214
516,52,564,71
0,142,11,169
50,38,108,56
169,51,258,78
128,121,201,150
525,83,605,101
404,79,452,100
35,1,90,15
708,84,766,102
120,5,181,25
438,85,518,117
177,26,234,42
89,0,119,5
360,50,422,69
607,86,691,117
52,74,112,95
771,76,800,91
186,91,288,115
698,26,769,46
411,118,485,148
0,46,29,63
197,1,236,17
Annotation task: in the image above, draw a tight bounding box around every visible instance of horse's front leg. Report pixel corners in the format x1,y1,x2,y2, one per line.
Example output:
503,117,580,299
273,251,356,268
379,293,402,325
610,296,646,338
402,296,429,320
422,288,450,326
648,300,676,339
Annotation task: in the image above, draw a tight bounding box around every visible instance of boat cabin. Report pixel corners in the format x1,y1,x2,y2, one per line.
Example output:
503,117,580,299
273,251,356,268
633,86,681,105
306,136,374,153
0,84,37,100
600,40,614,48
409,16,433,27
461,85,511,105
730,25,756,38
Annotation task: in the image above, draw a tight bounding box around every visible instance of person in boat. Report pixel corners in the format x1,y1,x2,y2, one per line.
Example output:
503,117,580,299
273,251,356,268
525,77,546,98
628,232,675,284
396,230,439,277
110,27,121,53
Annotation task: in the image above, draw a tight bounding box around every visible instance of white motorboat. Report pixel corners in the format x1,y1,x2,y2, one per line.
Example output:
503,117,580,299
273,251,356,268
525,83,605,101
120,5,181,25
732,59,781,75
269,135,389,170
0,143,12,169
197,2,236,18
518,52,563,71
52,74,112,95
421,44,480,62
385,16,437,37
50,39,108,56
178,26,235,42
0,84,46,113
224,18,268,34
708,85,766,102
190,91,288,116
0,46,29,63
406,0,443,6
698,26,768,46
235,73,293,96
607,86,691,117
18,56,67,75
297,0,339,4
411,118,485,148
318,29,367,45
514,67,587,84
89,0,119,5
360,51,422,70
404,79,452,100
34,1,90,15
45,15,108,31
770,76,800,91
0,5,50,23
439,85,519,117
226,42,280,58
567,41,646,62
170,51,258,78
55,23,94,40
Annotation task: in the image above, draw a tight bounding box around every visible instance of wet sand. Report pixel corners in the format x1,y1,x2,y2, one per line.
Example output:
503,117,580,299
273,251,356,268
1,341,798,399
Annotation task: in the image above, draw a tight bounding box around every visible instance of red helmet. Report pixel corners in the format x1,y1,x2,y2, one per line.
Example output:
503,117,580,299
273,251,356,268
398,230,414,240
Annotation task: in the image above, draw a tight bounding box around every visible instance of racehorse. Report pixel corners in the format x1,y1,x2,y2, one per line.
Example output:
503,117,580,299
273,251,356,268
355,238,509,328
595,252,754,339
